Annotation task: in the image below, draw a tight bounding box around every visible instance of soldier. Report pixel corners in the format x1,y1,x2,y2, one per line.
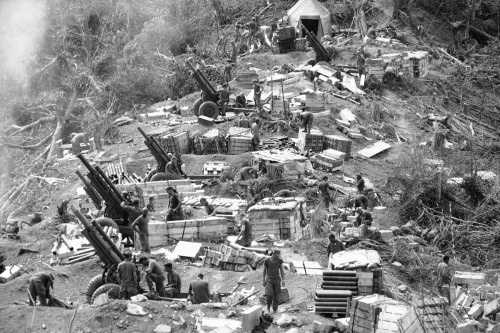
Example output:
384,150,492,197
138,257,166,297
117,251,137,299
93,113,105,152
355,208,373,228
252,313,274,333
297,111,314,134
318,176,333,210
347,195,369,210
188,273,211,304
236,218,252,247
121,199,143,243
166,155,181,175
164,263,182,297
28,272,54,306
235,92,247,109
166,187,184,221
219,83,230,117
356,174,365,193
251,118,260,151
200,198,217,217
131,209,150,253
263,249,285,313
70,132,88,155
237,166,258,181
253,79,263,111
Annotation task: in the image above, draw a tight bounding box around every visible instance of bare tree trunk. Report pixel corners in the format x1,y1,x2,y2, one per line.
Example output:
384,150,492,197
47,89,78,160
210,0,226,26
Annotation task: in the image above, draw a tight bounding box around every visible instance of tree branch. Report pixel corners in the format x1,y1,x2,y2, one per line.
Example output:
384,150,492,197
1,133,53,149
6,116,55,136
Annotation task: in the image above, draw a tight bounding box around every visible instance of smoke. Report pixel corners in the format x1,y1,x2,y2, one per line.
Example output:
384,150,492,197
0,0,47,82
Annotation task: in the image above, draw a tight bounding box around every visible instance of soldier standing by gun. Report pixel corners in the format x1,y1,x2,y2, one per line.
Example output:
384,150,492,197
121,199,143,244
117,251,137,299
130,209,150,253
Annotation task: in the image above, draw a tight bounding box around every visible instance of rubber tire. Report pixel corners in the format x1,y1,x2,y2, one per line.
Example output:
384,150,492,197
199,101,219,119
193,98,203,117
146,169,157,182
91,283,120,305
94,217,119,230
85,274,104,304
150,172,183,181
305,58,316,66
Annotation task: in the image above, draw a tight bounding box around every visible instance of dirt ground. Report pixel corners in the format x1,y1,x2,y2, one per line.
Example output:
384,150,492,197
0,22,471,333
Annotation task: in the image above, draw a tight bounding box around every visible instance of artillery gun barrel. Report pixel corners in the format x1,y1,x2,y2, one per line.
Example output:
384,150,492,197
71,206,123,266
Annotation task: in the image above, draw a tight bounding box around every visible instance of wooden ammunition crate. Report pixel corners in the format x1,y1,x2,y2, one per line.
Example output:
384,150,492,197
158,131,190,154
228,136,253,155
324,135,352,160
297,130,324,152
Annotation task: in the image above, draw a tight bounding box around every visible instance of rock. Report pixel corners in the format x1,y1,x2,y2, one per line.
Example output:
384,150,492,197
126,303,148,316
42,324,46,329
398,284,408,293
313,320,324,333
92,293,110,307
277,314,293,328
218,313,227,319
172,315,186,327
153,324,172,333
392,261,403,267
191,309,205,318
130,294,148,302
170,303,184,310
286,329,300,333
295,319,304,327
426,228,439,240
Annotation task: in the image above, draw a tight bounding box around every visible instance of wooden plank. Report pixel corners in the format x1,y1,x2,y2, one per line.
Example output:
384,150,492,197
171,241,202,258
357,141,391,158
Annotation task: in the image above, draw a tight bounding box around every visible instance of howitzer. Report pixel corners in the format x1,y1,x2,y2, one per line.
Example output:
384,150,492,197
76,153,127,221
186,58,256,120
138,127,171,174
71,206,123,267
71,206,143,304
186,58,218,103
76,170,103,210
302,28,330,63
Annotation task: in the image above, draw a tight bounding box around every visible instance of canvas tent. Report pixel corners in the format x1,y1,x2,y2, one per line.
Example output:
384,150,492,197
287,0,331,39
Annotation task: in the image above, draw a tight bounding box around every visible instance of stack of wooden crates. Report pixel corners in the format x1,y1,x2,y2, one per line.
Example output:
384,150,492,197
323,135,352,160
349,294,409,333
148,217,228,246
202,244,269,271
247,199,305,241
157,131,190,154
297,129,324,152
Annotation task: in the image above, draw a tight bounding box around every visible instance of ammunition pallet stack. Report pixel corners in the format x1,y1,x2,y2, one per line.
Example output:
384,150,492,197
203,162,228,175
321,270,358,295
314,289,352,317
